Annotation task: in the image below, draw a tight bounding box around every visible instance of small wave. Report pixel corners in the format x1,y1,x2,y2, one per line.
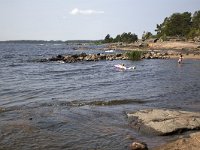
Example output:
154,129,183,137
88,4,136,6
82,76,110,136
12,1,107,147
39,99,149,108
88,99,148,106
3,54,15,59
8,63,24,67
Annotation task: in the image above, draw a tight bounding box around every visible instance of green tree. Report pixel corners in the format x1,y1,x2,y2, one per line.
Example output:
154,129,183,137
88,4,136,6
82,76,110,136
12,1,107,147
115,34,121,42
155,12,192,38
103,32,138,43
120,32,137,43
142,31,153,40
192,10,200,29
188,10,200,38
104,34,113,43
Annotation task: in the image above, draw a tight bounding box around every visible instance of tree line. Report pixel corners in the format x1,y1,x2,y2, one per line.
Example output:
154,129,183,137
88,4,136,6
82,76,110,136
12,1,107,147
103,10,200,43
103,32,138,43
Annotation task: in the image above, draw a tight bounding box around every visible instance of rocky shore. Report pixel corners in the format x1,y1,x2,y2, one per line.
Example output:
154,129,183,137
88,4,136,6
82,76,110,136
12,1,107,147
127,109,200,150
43,51,171,63
46,53,128,63
44,49,200,64
105,41,200,59
154,132,200,150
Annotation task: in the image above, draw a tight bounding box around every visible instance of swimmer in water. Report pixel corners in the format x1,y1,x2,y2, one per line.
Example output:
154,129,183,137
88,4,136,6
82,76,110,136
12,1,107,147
178,54,183,64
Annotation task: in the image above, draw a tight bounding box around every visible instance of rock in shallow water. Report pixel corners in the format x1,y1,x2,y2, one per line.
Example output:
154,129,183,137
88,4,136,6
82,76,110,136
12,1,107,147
130,141,148,150
127,109,200,135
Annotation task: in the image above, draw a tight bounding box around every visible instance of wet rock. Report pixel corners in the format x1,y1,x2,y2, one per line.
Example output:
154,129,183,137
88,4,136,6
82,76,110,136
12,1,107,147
99,54,106,60
130,141,148,150
49,54,65,61
154,132,200,150
127,109,200,135
57,55,64,59
71,54,79,59
116,53,122,57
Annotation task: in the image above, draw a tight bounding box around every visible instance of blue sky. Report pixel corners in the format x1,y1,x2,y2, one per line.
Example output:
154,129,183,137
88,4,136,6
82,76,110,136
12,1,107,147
0,0,199,40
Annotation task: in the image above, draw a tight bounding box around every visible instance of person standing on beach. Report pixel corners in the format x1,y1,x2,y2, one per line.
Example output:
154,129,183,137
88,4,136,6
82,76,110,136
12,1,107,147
178,54,183,64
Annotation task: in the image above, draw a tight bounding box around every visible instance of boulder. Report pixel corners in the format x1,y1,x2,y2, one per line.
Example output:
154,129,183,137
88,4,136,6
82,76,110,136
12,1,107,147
49,55,64,61
144,53,151,59
91,54,98,61
127,109,200,135
99,54,106,60
84,55,92,61
63,56,76,63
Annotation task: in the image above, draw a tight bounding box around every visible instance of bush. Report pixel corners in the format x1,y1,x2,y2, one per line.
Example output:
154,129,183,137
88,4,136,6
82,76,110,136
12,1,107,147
126,51,143,60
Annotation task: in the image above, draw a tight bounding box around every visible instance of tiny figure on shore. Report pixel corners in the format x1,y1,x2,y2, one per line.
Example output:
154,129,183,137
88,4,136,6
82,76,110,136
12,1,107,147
178,54,183,64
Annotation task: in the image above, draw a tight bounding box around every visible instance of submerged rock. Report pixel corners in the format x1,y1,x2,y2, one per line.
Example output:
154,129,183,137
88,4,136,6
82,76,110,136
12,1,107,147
0,107,6,113
127,109,200,135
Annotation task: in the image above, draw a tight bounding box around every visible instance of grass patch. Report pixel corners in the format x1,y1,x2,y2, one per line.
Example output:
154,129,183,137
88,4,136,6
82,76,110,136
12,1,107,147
126,51,143,60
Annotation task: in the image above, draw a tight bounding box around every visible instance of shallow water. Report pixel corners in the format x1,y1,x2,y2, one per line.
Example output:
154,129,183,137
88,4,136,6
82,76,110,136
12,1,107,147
0,43,200,149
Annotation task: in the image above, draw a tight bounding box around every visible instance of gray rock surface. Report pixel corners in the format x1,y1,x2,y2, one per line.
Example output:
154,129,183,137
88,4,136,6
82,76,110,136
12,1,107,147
127,109,200,135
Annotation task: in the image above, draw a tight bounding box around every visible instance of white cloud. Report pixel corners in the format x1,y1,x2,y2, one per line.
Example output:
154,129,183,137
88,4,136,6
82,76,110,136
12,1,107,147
70,8,104,15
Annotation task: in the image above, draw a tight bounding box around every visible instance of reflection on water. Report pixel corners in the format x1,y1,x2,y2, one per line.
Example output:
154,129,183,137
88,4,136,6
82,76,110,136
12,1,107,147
0,43,200,149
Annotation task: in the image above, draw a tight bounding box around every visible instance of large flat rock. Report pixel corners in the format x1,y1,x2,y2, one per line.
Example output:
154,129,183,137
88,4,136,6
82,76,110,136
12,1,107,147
127,109,200,135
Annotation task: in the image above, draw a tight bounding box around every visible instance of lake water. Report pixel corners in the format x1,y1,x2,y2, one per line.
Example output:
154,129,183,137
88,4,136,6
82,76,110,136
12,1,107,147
0,43,200,149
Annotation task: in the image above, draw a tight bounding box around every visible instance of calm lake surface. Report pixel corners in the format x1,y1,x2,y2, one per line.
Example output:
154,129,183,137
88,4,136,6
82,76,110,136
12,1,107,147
0,43,200,149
